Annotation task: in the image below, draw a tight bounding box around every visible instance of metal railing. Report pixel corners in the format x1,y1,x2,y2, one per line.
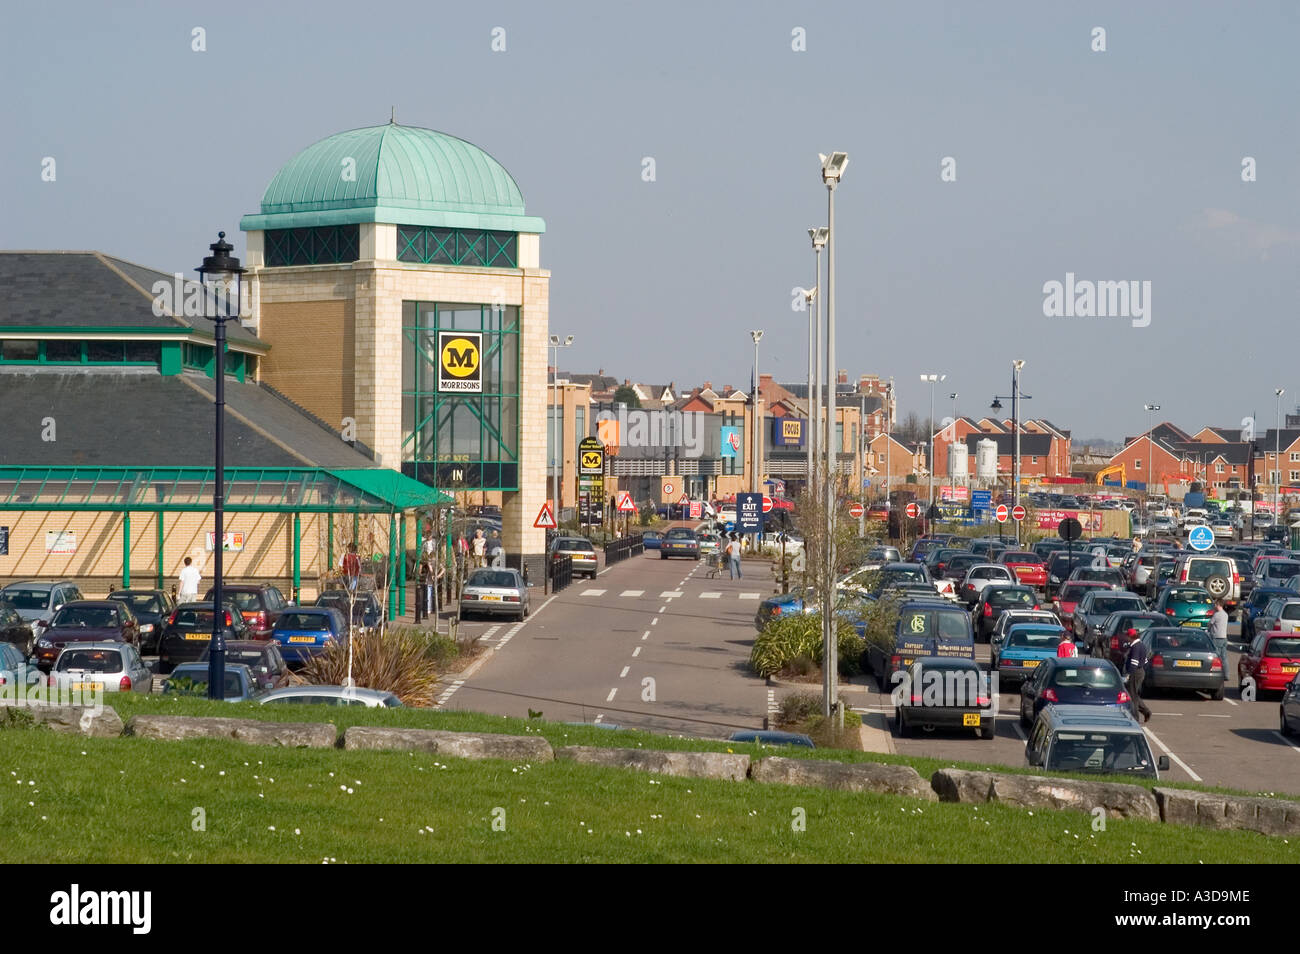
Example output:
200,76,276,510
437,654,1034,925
550,554,574,593
603,533,643,567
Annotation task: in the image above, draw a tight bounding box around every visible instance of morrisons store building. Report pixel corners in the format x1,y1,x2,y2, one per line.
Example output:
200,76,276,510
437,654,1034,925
0,121,550,603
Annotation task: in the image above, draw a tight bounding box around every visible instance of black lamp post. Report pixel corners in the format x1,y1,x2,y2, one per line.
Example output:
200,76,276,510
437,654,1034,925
197,232,244,700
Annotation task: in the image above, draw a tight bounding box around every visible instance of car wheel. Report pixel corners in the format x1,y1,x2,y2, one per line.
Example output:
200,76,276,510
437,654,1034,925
1282,708,1292,737
1210,685,1224,701
979,721,995,740
659,553,667,560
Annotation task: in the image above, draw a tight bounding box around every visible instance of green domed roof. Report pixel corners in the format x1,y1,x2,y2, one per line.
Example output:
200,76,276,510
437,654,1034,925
240,123,544,233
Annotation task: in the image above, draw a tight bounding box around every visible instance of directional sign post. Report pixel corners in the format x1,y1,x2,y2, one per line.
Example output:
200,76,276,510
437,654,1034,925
736,492,763,535
1188,524,1215,552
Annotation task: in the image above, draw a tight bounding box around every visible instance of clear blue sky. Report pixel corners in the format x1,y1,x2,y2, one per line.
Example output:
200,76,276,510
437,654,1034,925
3,0,1297,440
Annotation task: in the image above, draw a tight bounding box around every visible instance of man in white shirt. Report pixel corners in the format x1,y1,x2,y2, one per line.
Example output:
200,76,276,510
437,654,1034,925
178,556,202,603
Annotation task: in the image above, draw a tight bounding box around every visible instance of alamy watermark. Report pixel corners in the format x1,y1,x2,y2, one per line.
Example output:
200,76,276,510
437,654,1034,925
595,408,705,457
151,273,252,320
1042,272,1151,328
1,667,104,712
890,662,1000,717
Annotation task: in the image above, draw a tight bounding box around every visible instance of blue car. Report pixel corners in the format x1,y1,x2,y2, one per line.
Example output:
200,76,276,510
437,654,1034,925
992,622,1072,687
641,531,663,551
1018,656,1129,727
1243,585,1294,641
272,606,349,666
754,586,817,631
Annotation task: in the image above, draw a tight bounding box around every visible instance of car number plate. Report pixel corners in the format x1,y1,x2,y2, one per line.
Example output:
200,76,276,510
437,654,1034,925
1173,659,1202,668
481,595,501,601
288,636,316,643
962,713,980,726
72,682,98,692
1022,659,1040,668
1182,619,1205,627
184,633,209,641
1283,666,1300,674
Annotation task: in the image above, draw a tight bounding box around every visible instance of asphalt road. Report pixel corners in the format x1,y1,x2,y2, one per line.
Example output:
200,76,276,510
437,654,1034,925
437,554,1300,796
441,549,775,737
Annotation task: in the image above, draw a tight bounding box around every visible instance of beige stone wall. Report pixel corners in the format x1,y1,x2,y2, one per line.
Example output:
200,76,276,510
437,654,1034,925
0,511,330,600
258,298,355,429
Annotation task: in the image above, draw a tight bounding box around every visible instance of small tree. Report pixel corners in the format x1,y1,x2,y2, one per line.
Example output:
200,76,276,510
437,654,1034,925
612,385,641,408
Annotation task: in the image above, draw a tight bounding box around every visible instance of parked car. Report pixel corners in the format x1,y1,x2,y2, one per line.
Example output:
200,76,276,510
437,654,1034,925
158,601,250,673
163,662,261,701
257,685,402,707
201,583,288,639
1255,597,1300,636
0,580,86,640
1238,631,1300,697
893,656,994,739
972,585,1039,641
1018,657,1130,726
1071,590,1148,646
549,536,599,578
991,622,1072,688
48,642,152,695
106,589,176,655
199,640,292,692
727,729,815,748
1053,581,1112,628
958,564,1017,607
314,590,383,630
987,608,1061,646
640,530,664,551
271,607,350,666
1242,586,1295,641
1045,551,1094,598
0,600,34,654
459,568,531,622
1137,627,1226,699
862,598,975,691
1280,675,1300,736
1170,554,1240,611
1066,566,1126,589
1258,559,1300,589
655,528,699,562
1097,611,1170,667
31,600,141,671
753,586,818,631
1001,550,1048,589
1025,705,1169,778
1152,585,1214,628
0,642,40,688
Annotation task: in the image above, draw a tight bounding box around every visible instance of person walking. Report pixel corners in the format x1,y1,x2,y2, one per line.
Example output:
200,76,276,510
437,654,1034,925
488,530,505,568
341,542,361,591
1208,598,1230,670
727,532,742,580
178,556,202,604
414,557,431,623
471,528,488,568
1056,635,1079,658
1124,633,1153,723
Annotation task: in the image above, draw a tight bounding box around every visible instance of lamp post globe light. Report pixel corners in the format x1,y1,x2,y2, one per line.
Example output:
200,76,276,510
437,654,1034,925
196,232,245,701
818,150,847,724
989,361,1031,542
548,334,574,523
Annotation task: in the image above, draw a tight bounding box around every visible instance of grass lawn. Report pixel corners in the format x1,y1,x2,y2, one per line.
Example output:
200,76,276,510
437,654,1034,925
0,698,1296,862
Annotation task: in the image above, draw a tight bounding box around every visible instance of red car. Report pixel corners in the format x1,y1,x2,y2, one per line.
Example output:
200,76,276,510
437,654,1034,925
1002,550,1047,588
1238,632,1300,696
32,600,140,671
1053,581,1111,628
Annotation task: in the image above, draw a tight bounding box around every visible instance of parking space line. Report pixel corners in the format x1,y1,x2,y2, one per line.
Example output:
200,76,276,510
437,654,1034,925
1272,731,1300,753
651,618,658,625
1224,698,1239,707
580,589,606,597
1011,722,1027,742
641,630,650,640
606,688,617,702
700,592,721,599
620,589,644,597
632,646,641,657
619,666,630,678
658,606,666,614
660,590,683,598
1197,713,1231,718
739,593,761,600
1143,727,1202,781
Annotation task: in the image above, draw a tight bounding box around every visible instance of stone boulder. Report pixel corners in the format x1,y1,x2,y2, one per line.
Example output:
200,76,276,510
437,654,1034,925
15,704,124,738
123,715,336,748
556,746,750,781
751,757,936,801
931,768,1158,821
342,726,554,762
1154,787,1300,837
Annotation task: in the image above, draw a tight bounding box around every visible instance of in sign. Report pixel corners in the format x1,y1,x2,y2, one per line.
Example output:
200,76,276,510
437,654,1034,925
1011,505,1026,522
995,505,1009,523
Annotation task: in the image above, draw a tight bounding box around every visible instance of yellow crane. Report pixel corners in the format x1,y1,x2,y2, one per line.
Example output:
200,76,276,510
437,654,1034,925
1095,463,1125,487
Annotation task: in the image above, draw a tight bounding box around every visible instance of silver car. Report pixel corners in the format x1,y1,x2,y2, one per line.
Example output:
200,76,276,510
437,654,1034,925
258,685,402,707
0,580,86,640
48,641,152,695
458,568,530,622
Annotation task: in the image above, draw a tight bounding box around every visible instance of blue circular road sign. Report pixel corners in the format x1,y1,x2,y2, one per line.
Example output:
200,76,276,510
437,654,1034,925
1188,525,1214,551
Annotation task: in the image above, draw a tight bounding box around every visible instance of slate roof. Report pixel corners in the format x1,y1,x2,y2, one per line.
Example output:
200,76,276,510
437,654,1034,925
964,432,1053,456
0,251,263,347
0,368,376,468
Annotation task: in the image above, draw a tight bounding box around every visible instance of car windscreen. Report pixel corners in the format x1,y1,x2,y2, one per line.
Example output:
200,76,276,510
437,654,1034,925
1091,596,1143,615
1185,562,1230,581
51,607,118,629
3,589,51,610
1046,732,1153,773
468,571,518,588
1265,562,1300,580
109,593,162,614
1152,631,1214,652
277,613,331,631
663,531,694,541
1265,637,1300,657
1050,666,1122,689
1167,589,1211,605
989,590,1033,607
1003,552,1038,563
898,609,968,640
209,591,261,610
170,670,245,696
56,649,123,672
559,539,597,551
1006,630,1063,649
884,568,925,583
1059,585,1102,602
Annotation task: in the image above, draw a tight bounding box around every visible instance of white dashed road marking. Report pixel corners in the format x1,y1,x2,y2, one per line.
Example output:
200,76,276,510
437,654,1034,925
1143,726,1202,782
658,607,666,614
606,688,618,702
495,621,525,650
651,618,658,625
767,689,778,727
632,646,641,657
1273,731,1300,753
581,589,606,597
700,592,721,599
620,590,645,597
1225,698,1239,706
619,666,630,678
436,679,465,707
660,591,683,598
739,593,761,600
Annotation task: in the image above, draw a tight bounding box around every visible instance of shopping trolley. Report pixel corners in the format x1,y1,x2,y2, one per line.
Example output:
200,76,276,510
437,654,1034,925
705,549,725,579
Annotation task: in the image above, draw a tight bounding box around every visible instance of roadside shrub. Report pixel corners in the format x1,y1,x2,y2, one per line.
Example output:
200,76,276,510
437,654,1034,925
778,691,822,724
301,626,441,707
750,613,864,678
0,707,34,730
421,632,460,667
854,594,903,655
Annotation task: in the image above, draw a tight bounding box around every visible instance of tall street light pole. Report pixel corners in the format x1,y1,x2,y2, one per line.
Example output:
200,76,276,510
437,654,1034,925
809,227,828,498
884,378,893,508
549,334,574,520
949,391,959,491
921,373,946,512
819,151,847,724
1012,360,1025,543
197,232,244,701
1144,403,1161,499
1276,388,1286,523
803,284,817,490
750,331,764,497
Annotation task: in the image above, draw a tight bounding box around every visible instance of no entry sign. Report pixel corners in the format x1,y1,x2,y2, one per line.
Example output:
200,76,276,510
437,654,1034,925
905,502,920,519
995,504,1009,523
848,502,864,518
1012,505,1026,522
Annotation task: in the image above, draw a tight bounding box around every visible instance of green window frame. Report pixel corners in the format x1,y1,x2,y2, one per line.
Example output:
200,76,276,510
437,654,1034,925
0,340,160,366
264,226,360,267
396,226,517,268
401,302,521,491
